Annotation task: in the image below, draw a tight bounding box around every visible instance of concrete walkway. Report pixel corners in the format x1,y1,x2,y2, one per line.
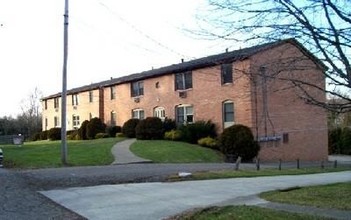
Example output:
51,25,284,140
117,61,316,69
41,171,351,220
111,139,152,165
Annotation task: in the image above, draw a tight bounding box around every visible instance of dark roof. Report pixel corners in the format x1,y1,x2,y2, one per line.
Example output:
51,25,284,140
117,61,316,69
42,38,323,100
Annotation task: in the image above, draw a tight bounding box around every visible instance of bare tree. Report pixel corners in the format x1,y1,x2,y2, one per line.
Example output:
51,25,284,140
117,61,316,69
19,87,43,138
195,0,351,112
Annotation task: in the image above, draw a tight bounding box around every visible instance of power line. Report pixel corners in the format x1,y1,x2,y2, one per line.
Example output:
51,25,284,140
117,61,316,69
97,1,194,60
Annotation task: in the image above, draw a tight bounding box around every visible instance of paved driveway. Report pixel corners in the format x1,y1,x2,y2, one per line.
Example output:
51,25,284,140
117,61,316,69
41,171,351,220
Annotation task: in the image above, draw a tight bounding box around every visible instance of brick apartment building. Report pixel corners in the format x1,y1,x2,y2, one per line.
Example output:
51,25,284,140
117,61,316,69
41,39,328,161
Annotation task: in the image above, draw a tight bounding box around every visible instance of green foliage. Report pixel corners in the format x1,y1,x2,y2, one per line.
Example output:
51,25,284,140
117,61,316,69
163,118,177,132
47,127,61,141
40,130,48,140
86,117,106,140
106,126,122,137
78,120,89,140
164,129,182,141
116,132,125,138
136,117,164,140
179,120,217,144
218,124,260,162
122,119,140,138
198,137,218,149
30,132,41,141
329,127,351,155
95,133,109,139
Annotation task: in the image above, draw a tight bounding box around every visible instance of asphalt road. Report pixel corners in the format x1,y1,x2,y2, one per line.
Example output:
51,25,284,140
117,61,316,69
0,163,237,220
1,162,350,220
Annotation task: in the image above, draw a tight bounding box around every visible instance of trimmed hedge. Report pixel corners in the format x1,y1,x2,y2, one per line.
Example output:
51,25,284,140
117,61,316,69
86,117,106,139
218,124,260,162
179,120,217,144
48,127,61,141
78,120,89,140
136,117,164,140
122,119,140,138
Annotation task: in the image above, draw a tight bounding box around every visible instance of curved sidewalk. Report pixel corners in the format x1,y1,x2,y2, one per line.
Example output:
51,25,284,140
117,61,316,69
111,138,152,165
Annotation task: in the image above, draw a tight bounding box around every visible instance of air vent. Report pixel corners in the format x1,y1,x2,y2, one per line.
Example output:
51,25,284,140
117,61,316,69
134,97,140,103
179,91,187,98
55,108,59,112
73,106,77,110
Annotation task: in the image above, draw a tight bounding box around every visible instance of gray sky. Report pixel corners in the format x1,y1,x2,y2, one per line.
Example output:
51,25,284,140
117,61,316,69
0,0,239,117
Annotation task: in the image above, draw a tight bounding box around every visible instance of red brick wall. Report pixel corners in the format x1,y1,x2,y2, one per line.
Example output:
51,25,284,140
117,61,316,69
250,43,328,161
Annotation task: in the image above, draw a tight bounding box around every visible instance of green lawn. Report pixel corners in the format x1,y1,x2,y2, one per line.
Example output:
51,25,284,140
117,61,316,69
1,137,123,168
260,182,351,210
167,205,327,220
130,140,225,163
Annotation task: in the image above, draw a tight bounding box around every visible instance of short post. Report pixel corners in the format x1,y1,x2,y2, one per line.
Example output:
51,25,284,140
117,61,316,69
334,160,337,168
279,159,282,171
0,149,3,168
235,156,241,171
256,158,260,171
296,159,300,169
321,160,324,169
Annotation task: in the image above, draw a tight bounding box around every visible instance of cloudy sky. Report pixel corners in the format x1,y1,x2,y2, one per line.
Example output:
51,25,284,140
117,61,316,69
0,0,240,117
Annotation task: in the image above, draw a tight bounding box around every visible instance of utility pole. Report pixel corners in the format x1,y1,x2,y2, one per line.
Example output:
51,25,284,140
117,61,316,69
61,0,69,165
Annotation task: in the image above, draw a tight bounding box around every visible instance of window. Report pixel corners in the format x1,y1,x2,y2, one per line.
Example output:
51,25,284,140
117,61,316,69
131,81,144,97
45,118,48,130
154,107,166,121
175,71,192,90
44,100,47,110
54,116,60,127
110,86,116,100
54,97,59,109
110,111,116,126
89,113,93,120
221,63,233,84
132,109,145,120
72,94,79,106
223,101,234,128
176,105,193,124
72,115,80,129
89,91,93,103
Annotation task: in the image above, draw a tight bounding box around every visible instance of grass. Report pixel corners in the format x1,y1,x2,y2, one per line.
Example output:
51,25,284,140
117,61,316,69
167,205,328,220
261,182,351,210
185,167,351,181
130,140,224,163
1,137,123,168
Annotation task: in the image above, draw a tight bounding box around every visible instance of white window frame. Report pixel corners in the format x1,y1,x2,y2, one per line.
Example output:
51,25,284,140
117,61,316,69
72,114,80,129
110,111,117,126
176,104,194,124
154,107,166,121
72,94,79,106
223,101,235,128
54,116,60,127
132,109,145,120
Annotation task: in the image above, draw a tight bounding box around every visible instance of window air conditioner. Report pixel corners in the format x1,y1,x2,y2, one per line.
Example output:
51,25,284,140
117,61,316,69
179,91,187,98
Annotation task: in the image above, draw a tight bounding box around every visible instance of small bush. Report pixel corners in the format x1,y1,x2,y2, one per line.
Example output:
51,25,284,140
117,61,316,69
48,127,61,141
122,119,140,138
198,137,218,149
31,132,41,141
329,127,351,155
40,130,48,140
95,133,109,139
218,124,260,162
179,120,217,144
86,117,106,139
78,120,89,140
116,132,125,138
164,129,182,141
106,126,122,137
136,117,164,140
163,118,177,132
